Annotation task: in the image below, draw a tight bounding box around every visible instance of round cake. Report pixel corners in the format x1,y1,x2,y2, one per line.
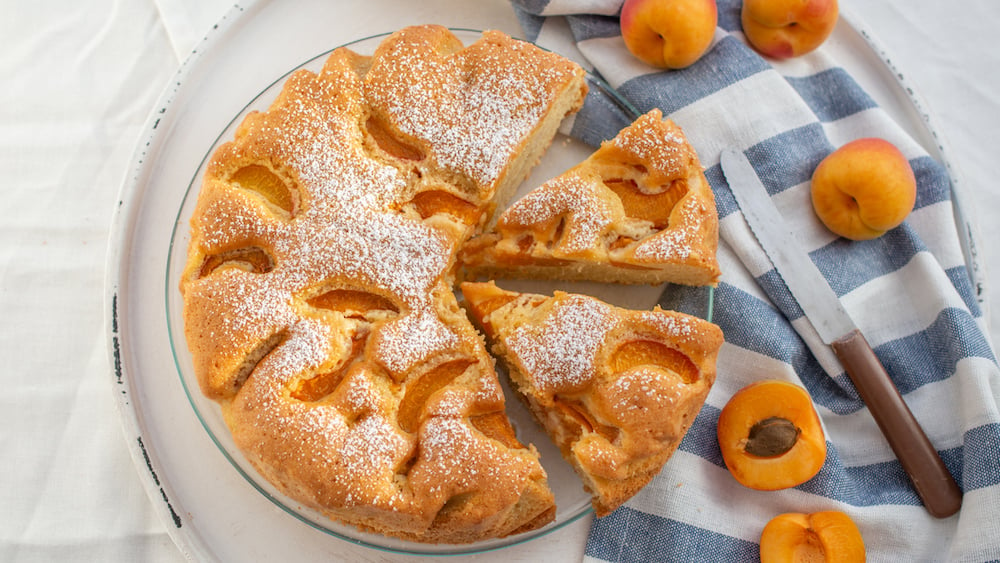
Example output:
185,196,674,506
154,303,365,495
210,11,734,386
180,25,588,543
180,24,723,545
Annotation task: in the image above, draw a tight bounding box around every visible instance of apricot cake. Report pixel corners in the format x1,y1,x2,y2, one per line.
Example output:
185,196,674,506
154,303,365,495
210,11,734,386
460,281,723,516
180,25,588,543
460,109,721,286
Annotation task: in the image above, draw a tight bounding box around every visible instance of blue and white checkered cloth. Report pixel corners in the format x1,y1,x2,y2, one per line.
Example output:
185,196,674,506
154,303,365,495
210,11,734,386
511,1,1000,560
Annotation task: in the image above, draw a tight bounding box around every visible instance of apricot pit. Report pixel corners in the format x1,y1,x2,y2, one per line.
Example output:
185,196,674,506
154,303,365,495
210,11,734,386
745,416,800,457
717,380,826,490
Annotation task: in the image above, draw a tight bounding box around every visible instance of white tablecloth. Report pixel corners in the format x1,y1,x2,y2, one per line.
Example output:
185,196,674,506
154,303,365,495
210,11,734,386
1,1,997,561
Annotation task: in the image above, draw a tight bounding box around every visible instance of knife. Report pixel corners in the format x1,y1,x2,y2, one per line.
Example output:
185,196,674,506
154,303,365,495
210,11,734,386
719,148,962,518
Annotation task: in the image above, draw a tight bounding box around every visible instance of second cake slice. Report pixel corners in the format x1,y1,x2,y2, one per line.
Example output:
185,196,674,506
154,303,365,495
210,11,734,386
460,109,721,286
461,281,723,516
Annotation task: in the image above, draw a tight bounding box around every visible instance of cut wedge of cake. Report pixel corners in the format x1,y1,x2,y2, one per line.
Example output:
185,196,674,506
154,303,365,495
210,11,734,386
460,109,720,286
460,281,723,516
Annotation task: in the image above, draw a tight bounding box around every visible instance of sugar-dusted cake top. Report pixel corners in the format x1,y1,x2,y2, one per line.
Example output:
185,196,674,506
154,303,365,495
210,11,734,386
180,25,587,544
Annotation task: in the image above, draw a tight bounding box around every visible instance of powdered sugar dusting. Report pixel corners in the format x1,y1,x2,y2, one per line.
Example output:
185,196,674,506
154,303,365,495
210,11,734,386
365,29,578,191
506,295,617,392
606,366,682,415
612,127,686,172
285,112,409,212
274,212,453,305
206,271,298,342
417,417,531,493
192,68,461,378
632,196,705,261
272,317,333,375
419,418,481,489
338,414,411,477
610,111,689,182
196,190,280,249
637,309,697,339
182,26,587,536
374,306,459,374
502,173,616,254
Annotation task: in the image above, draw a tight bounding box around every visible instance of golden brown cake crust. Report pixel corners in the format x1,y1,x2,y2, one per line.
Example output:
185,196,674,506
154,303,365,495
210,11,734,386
460,109,721,286
461,281,723,517
179,25,587,544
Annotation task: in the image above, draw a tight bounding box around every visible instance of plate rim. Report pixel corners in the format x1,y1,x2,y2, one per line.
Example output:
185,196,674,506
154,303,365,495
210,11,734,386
105,3,252,561
836,5,989,319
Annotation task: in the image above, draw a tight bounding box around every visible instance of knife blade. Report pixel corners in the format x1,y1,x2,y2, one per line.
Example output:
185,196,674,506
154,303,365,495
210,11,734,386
720,148,962,518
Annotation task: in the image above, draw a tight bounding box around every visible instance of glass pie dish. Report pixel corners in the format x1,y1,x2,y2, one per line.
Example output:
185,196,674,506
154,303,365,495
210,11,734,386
160,27,713,556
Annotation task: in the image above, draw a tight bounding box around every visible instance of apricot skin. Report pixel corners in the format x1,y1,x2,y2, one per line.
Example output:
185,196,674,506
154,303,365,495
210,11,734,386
717,380,826,490
741,0,839,59
810,138,917,241
620,0,718,70
760,511,865,563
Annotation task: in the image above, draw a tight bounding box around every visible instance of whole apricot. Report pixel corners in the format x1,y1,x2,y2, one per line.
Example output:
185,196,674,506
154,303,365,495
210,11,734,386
760,511,865,563
741,0,839,59
810,138,917,241
717,380,826,490
620,0,718,69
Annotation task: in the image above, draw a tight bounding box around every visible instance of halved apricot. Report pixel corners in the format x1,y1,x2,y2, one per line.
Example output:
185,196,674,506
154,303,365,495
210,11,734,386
610,339,699,384
603,177,687,229
306,288,399,319
366,115,424,161
409,189,481,225
397,359,475,433
198,246,275,278
717,380,826,490
760,511,865,563
554,395,620,444
469,411,524,449
289,336,365,402
229,164,297,216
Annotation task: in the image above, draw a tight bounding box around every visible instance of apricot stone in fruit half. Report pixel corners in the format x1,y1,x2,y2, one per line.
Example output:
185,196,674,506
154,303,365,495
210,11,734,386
717,380,826,490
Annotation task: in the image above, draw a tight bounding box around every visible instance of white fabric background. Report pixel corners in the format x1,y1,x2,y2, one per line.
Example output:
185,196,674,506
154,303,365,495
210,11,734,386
0,0,996,561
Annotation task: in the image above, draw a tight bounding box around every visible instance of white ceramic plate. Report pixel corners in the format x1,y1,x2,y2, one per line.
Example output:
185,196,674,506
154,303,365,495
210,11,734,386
105,1,980,561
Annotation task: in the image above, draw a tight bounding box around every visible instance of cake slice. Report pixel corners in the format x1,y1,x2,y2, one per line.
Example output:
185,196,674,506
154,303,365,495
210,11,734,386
460,109,720,286
460,281,723,516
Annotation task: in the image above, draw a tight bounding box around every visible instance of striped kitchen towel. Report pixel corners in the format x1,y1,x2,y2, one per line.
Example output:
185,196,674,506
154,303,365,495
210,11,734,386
511,1,1000,561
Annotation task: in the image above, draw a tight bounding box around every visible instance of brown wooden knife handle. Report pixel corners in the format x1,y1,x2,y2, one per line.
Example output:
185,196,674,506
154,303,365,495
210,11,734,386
831,329,963,518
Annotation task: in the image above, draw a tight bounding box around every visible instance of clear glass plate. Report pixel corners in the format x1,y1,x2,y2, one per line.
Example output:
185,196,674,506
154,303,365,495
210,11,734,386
162,28,713,556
